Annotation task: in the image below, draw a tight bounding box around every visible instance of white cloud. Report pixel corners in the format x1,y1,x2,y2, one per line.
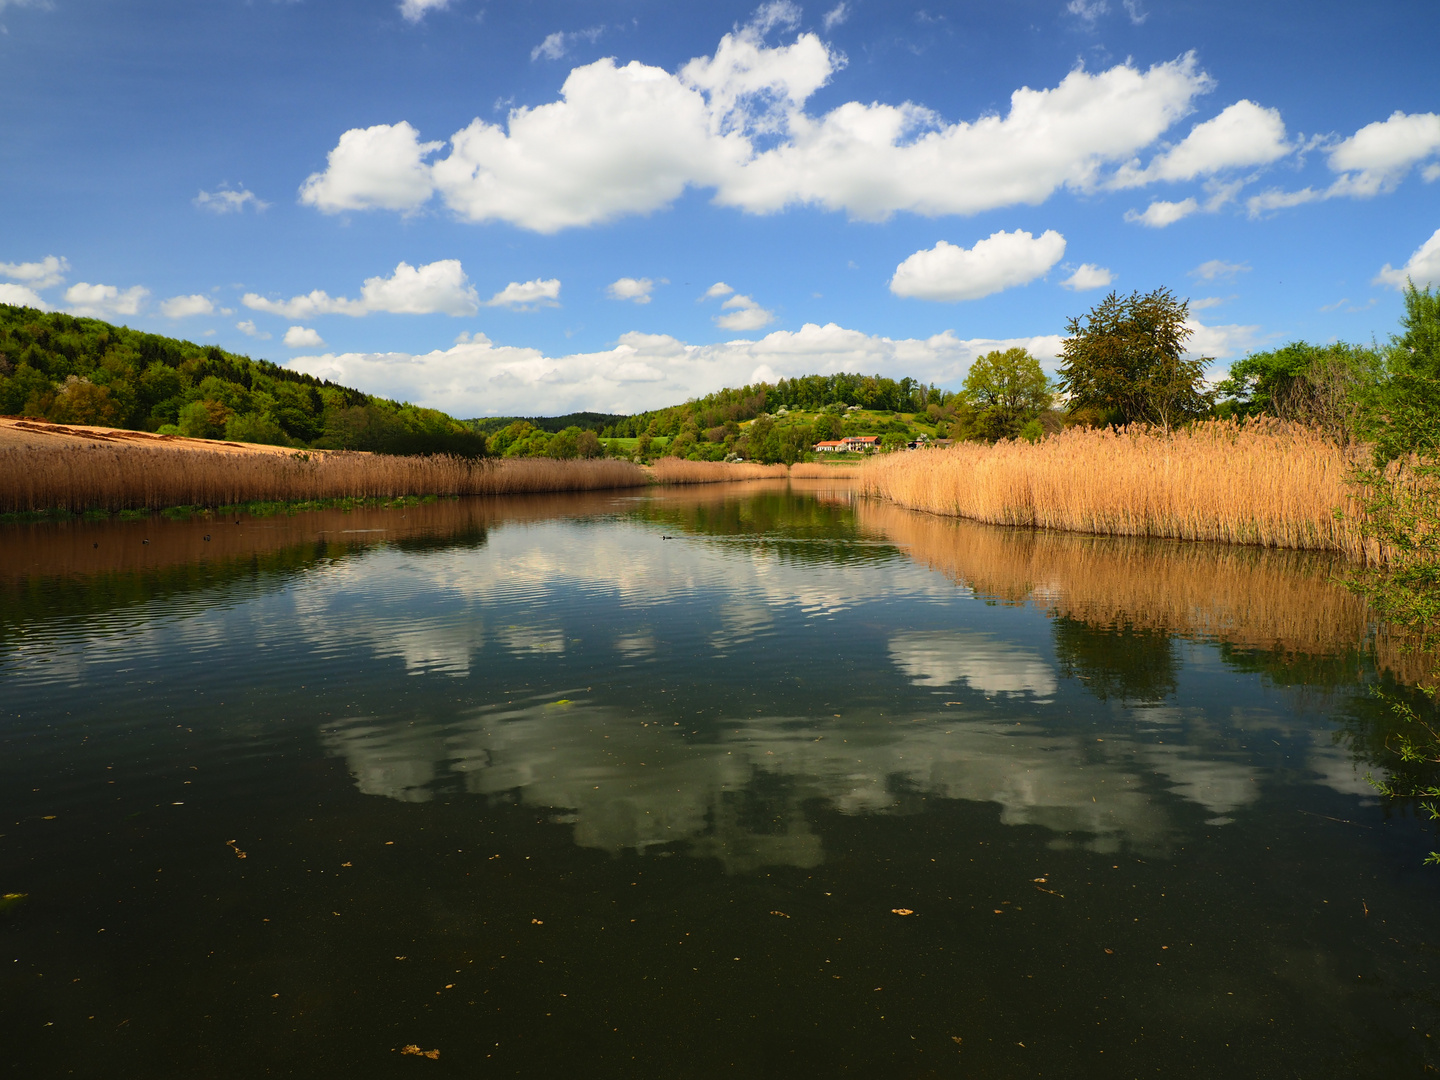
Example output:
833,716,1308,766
531,26,604,62
243,259,481,319
1247,111,1440,216
300,27,1218,232
606,277,655,304
194,187,268,214
285,321,1066,418
822,2,849,31
236,320,271,340
1066,0,1108,24
1189,259,1250,281
889,229,1066,302
1110,100,1290,188
703,282,735,299
1328,111,1440,195
1122,0,1147,24
159,294,215,318
485,278,561,310
1124,197,1198,227
0,283,51,309
0,254,68,289
1375,227,1440,290
531,32,566,61
299,121,444,214
1185,317,1259,360
284,326,326,348
714,294,776,331
62,282,148,319
1061,263,1113,291
399,0,449,23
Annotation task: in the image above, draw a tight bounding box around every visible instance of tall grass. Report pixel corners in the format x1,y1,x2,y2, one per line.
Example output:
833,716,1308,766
0,444,648,514
788,462,861,478
648,458,789,483
860,419,1369,558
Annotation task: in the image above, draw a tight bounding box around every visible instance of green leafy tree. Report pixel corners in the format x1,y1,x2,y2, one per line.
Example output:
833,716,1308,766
962,347,1051,441
1058,288,1214,431
1365,282,1440,462
1217,340,1377,444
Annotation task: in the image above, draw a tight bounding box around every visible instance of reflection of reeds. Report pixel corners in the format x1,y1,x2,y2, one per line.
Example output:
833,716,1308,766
860,421,1366,557
0,445,648,514
788,463,860,478
647,458,789,483
858,499,1435,685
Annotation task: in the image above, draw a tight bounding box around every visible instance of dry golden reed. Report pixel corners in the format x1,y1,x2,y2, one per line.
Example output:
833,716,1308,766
0,443,649,514
647,458,789,483
860,419,1368,558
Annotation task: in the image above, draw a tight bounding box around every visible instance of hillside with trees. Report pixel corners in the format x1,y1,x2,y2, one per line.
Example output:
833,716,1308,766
0,303,487,456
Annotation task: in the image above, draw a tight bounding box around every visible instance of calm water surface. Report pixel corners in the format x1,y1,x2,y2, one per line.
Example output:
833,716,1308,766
2,481,1437,1077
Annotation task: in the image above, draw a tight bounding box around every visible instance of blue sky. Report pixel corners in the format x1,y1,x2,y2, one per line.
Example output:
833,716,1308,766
2,0,1438,417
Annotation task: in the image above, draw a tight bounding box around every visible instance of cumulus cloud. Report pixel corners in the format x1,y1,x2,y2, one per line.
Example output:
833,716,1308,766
714,294,776,331
399,0,449,23
1247,111,1440,216
243,259,481,319
194,186,267,214
1375,227,1440,290
63,282,148,319
606,277,655,304
159,294,215,318
299,121,444,214
285,321,1066,418
0,283,51,309
703,282,735,299
890,229,1066,302
1061,263,1113,291
236,320,271,340
1189,259,1249,281
284,326,326,348
0,254,68,289
1110,100,1290,188
1185,316,1259,359
485,278,561,309
299,22,1221,232
1124,197,1199,227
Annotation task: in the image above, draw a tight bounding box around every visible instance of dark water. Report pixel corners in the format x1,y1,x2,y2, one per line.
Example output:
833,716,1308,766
2,482,1437,1078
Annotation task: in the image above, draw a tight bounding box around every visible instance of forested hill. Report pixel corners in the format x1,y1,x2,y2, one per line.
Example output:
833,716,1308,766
0,304,486,456
594,373,958,439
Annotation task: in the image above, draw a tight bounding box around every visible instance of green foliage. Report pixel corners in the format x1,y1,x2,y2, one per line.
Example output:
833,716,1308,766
1058,288,1214,431
962,347,1051,441
0,303,484,457
1217,340,1377,443
1365,282,1440,463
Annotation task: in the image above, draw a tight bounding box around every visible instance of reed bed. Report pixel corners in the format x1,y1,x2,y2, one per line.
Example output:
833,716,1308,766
860,419,1369,559
647,458,790,484
0,443,648,514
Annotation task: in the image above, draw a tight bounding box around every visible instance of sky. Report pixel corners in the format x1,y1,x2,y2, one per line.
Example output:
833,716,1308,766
2,0,1438,418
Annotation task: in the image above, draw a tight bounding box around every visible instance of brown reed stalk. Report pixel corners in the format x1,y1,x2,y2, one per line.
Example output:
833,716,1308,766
859,419,1372,559
647,458,789,483
0,445,649,514
788,462,861,479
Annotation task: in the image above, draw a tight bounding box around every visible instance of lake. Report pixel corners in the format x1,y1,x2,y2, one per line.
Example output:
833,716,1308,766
3,480,1437,1077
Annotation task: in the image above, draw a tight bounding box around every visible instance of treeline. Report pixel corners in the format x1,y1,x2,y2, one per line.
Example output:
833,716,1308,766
0,304,487,456
600,373,956,439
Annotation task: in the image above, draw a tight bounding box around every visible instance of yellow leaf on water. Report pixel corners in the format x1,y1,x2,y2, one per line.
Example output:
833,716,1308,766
399,1045,440,1060
890,908,914,916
